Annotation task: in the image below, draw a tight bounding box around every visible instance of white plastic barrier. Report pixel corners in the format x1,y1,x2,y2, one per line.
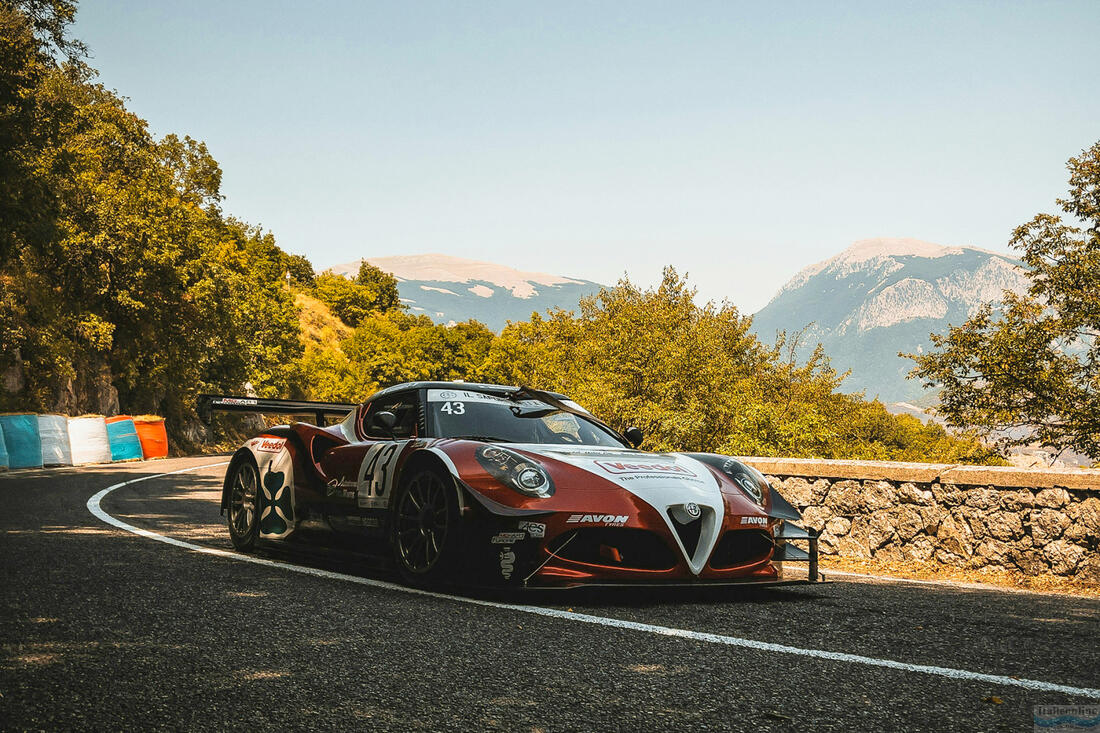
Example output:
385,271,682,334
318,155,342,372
68,415,112,465
38,414,73,467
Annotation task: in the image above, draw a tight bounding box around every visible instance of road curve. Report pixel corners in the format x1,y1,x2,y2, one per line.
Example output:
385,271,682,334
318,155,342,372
2,457,1098,731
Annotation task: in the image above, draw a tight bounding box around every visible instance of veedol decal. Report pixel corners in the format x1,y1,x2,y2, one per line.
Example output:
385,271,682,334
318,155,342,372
253,438,286,454
217,397,258,406
518,521,546,538
595,460,696,477
357,441,410,509
567,514,629,526
740,516,768,526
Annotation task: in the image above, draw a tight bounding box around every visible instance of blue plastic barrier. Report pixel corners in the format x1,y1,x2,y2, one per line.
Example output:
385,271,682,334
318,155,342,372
0,420,8,470
0,414,43,469
105,416,143,461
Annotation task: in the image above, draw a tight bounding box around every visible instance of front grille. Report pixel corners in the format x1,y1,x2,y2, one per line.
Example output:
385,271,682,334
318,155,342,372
709,529,774,569
666,510,702,557
555,528,677,570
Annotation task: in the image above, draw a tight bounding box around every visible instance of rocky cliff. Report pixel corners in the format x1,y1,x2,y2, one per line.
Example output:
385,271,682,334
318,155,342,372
751,238,1030,402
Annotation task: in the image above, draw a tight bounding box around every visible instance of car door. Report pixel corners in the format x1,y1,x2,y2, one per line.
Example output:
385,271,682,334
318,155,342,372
322,389,423,525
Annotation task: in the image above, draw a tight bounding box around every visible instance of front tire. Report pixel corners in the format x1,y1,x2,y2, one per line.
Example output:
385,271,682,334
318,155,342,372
227,458,261,551
390,466,462,587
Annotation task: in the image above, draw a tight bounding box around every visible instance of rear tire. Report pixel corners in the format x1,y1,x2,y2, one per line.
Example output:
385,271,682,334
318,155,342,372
227,458,261,551
390,466,462,587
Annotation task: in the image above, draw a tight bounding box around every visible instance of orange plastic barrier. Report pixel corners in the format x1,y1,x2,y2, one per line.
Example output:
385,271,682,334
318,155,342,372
133,415,168,459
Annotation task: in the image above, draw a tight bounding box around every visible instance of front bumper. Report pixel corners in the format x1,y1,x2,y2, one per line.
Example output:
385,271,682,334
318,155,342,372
466,510,822,588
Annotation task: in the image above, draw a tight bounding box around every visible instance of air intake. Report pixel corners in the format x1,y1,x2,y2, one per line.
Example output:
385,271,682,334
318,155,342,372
667,508,703,559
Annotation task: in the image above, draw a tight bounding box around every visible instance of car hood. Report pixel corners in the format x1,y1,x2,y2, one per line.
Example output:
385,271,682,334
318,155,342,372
508,444,726,575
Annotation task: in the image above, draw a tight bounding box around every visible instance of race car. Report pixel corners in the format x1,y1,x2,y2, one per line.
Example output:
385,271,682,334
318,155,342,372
212,382,820,589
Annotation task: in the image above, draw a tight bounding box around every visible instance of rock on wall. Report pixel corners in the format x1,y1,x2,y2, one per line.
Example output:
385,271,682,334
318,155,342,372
739,458,1100,584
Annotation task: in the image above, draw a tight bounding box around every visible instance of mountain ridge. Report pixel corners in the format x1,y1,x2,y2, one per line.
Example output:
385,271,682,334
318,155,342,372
752,237,1029,402
326,254,603,330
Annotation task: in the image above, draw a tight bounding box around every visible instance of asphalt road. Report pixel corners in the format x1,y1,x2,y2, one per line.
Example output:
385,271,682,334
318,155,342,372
2,457,1098,732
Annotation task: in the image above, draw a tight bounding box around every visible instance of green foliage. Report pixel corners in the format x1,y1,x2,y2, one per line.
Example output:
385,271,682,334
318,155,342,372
311,263,403,328
910,141,1100,458
472,268,1000,462
297,311,495,403
0,2,304,443
285,253,315,286
356,261,402,313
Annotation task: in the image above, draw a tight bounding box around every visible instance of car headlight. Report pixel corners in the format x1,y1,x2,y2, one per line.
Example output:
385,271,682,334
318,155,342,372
476,446,555,498
721,458,766,506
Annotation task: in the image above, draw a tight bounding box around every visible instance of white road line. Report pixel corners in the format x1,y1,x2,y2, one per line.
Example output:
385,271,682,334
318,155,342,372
87,463,1100,701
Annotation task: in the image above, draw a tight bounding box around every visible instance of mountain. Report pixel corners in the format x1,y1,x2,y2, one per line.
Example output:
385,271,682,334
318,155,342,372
328,254,604,331
751,238,1030,402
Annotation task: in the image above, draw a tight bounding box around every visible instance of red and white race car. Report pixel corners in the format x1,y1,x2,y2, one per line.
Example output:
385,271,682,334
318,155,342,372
214,382,820,588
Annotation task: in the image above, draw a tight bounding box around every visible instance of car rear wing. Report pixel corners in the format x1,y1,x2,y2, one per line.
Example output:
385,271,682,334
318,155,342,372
197,394,358,427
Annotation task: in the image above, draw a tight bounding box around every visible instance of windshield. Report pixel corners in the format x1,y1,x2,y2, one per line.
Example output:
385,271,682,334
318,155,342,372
426,389,625,447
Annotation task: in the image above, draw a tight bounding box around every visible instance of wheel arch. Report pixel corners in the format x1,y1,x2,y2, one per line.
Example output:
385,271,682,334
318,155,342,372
221,447,258,515
410,447,468,514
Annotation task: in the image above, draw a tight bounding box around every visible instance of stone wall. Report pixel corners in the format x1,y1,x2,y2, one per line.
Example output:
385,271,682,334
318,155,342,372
739,458,1100,583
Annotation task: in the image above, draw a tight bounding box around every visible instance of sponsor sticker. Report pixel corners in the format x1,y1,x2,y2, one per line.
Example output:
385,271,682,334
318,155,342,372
518,521,546,538
594,460,696,477
740,516,768,526
566,513,629,527
426,389,545,409
491,531,527,544
217,397,258,406
499,547,516,580
254,438,286,454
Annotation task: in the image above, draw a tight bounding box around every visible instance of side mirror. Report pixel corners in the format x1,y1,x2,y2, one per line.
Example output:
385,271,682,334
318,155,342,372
624,426,643,448
371,410,397,438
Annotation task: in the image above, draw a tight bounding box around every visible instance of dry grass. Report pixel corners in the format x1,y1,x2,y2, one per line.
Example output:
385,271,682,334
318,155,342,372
820,556,1100,598
295,291,351,348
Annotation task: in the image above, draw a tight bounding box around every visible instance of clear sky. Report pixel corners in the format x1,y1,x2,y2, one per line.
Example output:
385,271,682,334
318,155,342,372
73,1,1099,312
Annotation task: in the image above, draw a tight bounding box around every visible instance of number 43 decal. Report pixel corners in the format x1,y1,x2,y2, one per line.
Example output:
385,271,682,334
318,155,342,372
439,401,465,414
357,441,406,509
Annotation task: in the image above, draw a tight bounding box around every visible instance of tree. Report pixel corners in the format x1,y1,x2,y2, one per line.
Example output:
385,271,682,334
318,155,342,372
1,1,304,445
356,261,402,313
285,253,315,286
477,267,1000,461
311,262,402,327
311,273,376,327
910,141,1100,458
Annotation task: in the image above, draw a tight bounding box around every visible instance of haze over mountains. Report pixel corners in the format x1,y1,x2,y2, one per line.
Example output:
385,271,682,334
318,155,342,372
330,239,1029,403
328,254,602,331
